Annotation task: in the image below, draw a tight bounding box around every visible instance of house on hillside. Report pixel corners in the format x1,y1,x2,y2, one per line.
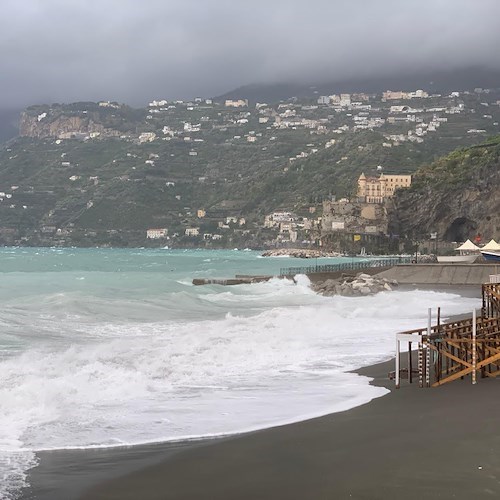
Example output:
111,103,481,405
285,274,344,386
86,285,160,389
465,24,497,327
147,228,168,239
138,132,156,143
225,99,248,108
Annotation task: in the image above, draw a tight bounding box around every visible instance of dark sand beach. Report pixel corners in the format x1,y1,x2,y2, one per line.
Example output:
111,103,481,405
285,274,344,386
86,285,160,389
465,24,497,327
75,362,500,500
28,362,500,499
26,285,500,500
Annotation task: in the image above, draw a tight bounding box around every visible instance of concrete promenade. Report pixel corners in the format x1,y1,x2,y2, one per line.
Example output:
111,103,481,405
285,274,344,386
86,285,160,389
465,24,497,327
376,263,500,285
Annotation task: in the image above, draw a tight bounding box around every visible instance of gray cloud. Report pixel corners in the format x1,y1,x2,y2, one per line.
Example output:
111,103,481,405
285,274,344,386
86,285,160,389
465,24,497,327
1,0,500,108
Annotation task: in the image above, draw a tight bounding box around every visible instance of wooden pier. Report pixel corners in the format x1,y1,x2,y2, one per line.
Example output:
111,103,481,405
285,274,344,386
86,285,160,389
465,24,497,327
394,283,500,388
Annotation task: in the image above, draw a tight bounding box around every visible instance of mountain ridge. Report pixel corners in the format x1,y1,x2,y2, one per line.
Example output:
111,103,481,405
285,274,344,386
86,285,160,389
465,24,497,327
216,67,500,104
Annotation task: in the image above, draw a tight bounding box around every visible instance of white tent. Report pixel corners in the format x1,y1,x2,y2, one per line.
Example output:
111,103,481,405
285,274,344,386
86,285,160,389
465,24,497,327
481,239,500,251
455,239,480,252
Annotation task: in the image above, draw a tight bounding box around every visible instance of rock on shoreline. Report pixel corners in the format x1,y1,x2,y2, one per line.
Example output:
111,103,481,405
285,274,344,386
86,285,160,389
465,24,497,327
311,273,398,297
261,248,341,258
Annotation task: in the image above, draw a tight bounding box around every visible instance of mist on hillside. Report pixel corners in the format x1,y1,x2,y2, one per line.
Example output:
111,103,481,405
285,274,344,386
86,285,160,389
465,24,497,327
1,0,499,108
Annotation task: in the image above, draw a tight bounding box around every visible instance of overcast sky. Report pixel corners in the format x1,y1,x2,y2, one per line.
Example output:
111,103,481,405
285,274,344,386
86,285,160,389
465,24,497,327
1,0,500,108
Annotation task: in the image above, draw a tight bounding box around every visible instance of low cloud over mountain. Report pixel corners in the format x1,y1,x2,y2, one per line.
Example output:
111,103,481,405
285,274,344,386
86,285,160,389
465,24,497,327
1,0,500,108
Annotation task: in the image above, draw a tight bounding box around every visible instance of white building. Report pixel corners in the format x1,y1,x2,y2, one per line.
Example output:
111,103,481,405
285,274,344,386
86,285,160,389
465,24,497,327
147,228,168,239
225,99,248,108
340,94,351,106
138,132,157,143
149,100,168,107
264,211,296,228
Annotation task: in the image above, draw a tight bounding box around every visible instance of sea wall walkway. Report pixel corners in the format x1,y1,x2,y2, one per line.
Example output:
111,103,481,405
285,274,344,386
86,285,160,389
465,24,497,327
192,263,500,287
376,264,500,285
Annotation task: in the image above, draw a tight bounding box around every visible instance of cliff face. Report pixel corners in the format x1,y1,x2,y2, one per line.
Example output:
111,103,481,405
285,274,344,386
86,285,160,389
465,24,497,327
19,112,120,139
18,102,144,139
388,139,500,242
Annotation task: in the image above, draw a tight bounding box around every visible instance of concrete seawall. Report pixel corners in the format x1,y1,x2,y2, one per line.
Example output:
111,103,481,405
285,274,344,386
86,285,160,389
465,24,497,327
376,264,500,285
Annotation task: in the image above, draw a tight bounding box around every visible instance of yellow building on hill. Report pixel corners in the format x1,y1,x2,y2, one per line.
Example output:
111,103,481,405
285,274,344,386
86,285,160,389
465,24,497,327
357,173,411,203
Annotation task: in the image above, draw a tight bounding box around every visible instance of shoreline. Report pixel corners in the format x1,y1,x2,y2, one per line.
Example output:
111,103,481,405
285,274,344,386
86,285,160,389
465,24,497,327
21,287,492,500
28,353,500,500
81,360,500,500
26,363,392,500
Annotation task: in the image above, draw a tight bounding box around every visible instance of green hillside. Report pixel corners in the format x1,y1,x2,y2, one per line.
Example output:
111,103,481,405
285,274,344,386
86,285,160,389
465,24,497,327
389,136,500,244
1,88,499,247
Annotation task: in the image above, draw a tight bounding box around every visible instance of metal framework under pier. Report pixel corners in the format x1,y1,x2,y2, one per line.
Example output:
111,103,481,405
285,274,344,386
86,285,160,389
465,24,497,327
394,283,500,388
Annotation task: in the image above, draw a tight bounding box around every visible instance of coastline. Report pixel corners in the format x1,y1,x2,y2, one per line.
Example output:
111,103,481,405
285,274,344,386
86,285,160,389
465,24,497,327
28,354,500,500
24,285,494,500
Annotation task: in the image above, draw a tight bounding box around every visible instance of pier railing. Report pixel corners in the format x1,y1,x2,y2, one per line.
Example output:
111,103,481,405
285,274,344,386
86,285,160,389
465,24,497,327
280,256,411,276
483,283,500,318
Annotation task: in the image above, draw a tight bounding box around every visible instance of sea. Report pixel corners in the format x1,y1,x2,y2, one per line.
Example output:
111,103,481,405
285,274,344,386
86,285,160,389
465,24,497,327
0,247,480,499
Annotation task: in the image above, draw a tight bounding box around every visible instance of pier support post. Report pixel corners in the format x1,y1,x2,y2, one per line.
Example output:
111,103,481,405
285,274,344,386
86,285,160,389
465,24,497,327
472,309,477,385
408,342,412,384
418,340,423,388
425,308,431,387
395,338,400,389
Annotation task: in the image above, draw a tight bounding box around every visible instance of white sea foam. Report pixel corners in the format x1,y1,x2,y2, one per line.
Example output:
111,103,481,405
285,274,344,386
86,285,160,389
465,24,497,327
0,250,481,498
0,452,38,500
0,290,479,455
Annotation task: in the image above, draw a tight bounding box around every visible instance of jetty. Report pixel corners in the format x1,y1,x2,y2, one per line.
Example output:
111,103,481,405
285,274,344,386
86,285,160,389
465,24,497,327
192,275,274,286
393,281,500,388
192,258,407,286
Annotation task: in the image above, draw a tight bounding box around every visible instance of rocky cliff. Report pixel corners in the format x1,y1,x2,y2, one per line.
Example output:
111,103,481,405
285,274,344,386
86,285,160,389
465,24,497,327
19,112,117,138
18,103,143,139
388,137,500,242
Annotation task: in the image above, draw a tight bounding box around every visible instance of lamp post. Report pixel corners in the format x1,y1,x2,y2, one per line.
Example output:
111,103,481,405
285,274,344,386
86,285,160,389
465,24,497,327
430,231,438,257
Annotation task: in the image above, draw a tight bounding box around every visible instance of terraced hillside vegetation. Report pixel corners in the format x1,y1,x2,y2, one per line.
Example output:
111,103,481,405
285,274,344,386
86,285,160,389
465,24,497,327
0,88,499,248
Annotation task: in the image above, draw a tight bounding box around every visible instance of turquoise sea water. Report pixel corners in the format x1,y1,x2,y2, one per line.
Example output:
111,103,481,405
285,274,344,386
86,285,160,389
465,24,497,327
0,248,481,499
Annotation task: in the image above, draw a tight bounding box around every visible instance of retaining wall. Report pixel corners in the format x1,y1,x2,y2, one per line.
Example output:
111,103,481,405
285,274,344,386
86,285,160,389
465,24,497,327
376,264,500,285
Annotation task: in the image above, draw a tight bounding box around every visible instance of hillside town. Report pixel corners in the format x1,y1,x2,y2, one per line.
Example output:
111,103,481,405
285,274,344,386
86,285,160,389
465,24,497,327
1,84,499,250
143,172,411,253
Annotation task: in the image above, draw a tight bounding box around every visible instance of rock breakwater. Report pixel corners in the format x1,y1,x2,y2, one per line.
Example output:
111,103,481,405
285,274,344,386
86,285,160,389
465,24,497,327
262,248,341,258
311,272,398,297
